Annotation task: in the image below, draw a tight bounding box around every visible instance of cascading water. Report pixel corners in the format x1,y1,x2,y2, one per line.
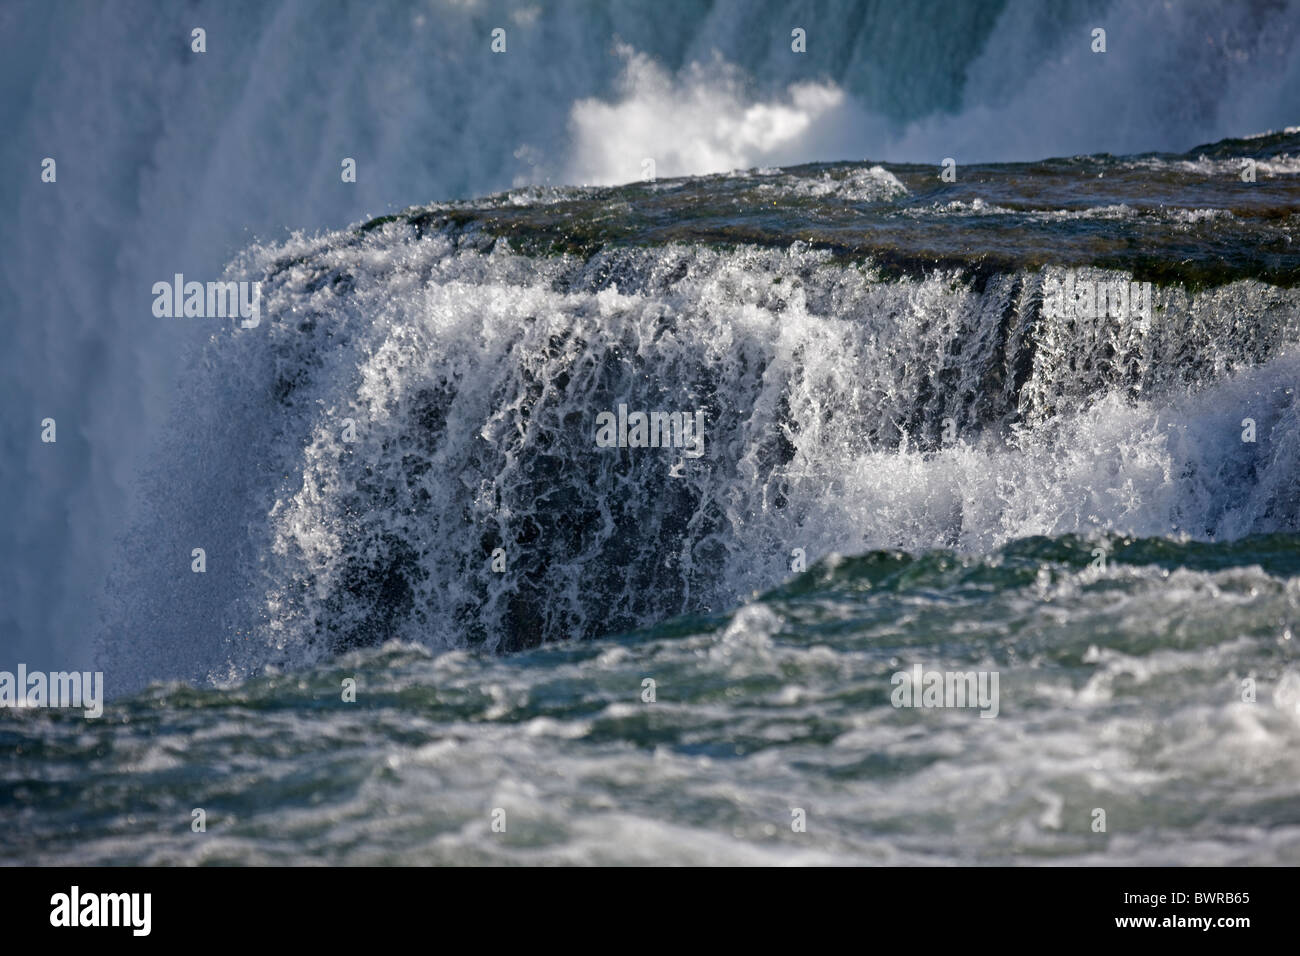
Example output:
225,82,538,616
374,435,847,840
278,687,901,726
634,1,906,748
5,0,1300,675
95,135,1300,687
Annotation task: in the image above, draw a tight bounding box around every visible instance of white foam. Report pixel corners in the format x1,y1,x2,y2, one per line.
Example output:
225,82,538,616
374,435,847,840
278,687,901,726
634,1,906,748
565,45,873,185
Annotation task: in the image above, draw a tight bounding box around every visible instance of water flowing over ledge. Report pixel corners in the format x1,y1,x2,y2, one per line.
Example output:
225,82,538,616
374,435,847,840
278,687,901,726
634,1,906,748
100,133,1300,687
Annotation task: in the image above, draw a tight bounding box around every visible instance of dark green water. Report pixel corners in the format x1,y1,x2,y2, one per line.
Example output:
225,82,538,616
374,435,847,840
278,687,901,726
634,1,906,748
7,535,1300,864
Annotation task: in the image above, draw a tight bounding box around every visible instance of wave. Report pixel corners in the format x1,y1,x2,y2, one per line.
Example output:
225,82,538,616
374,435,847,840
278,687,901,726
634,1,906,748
767,533,1300,602
99,175,1300,685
